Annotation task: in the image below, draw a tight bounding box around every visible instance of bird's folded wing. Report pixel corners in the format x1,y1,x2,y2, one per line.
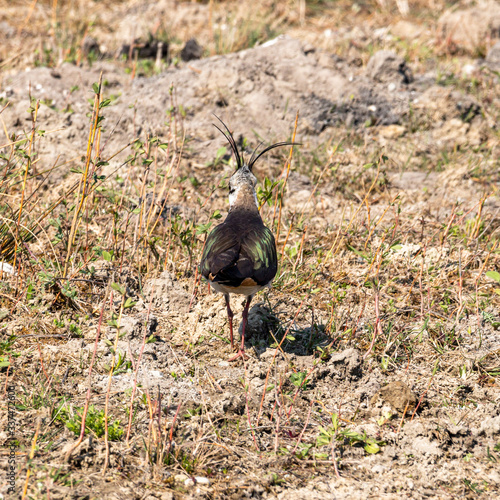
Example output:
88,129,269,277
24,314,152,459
242,226,277,285
200,223,277,287
200,224,240,280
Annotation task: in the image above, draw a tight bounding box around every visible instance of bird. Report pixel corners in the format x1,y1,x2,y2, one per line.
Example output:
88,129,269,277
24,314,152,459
200,117,297,361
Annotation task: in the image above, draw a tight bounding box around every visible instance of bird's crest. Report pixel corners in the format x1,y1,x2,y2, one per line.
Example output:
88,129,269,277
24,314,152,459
213,114,298,172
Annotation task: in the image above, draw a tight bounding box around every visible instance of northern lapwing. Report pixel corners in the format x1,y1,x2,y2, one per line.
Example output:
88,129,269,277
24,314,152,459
200,117,297,361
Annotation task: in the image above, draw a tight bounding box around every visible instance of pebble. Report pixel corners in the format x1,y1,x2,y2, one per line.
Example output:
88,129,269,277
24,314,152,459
184,476,210,487
174,474,188,483
0,262,15,275
195,476,210,485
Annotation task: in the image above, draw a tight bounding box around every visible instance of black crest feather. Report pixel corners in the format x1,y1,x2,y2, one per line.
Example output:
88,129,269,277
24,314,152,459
212,114,300,172
213,115,243,169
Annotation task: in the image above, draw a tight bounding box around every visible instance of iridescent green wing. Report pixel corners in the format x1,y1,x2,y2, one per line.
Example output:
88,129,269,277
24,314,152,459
200,223,239,280
241,225,277,285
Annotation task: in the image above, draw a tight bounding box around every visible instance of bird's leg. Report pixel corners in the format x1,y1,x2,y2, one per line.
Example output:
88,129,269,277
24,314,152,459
240,295,252,352
228,295,252,362
225,294,234,349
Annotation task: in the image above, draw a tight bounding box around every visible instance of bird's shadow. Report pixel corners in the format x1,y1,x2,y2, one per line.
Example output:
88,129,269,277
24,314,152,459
237,303,329,357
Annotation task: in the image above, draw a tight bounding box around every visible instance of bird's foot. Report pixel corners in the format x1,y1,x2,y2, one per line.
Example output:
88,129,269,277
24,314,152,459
227,349,248,362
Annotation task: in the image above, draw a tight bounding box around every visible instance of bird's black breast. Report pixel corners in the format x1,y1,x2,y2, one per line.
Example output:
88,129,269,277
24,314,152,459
200,210,277,289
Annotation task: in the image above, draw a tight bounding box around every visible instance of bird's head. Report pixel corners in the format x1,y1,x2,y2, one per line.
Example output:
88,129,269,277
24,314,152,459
228,164,258,208
213,115,299,209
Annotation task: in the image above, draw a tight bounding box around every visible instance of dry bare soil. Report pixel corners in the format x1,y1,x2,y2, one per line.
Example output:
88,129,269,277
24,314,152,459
1,1,500,499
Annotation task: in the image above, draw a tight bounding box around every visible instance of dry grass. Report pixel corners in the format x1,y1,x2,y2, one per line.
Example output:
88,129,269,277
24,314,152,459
0,0,474,75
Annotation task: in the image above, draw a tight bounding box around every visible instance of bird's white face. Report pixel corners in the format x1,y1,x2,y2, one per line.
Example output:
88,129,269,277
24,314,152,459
228,165,258,209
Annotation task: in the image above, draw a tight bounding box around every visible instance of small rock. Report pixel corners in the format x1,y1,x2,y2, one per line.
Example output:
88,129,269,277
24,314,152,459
118,313,158,340
184,477,195,487
447,424,467,437
379,124,406,139
213,392,245,415
260,348,283,361
195,476,210,485
488,469,500,484
0,262,15,275
372,464,386,473
366,50,413,84
383,445,397,460
391,243,421,258
314,348,362,382
370,381,418,414
174,473,188,483
415,86,481,123
462,63,477,76
329,348,362,380
181,38,203,61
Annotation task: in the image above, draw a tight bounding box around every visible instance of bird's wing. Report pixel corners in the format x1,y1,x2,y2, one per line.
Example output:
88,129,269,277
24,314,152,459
200,223,240,281
200,223,277,288
241,225,278,286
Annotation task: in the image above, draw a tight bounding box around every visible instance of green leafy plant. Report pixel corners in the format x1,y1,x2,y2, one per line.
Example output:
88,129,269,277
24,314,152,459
257,177,282,207
56,405,124,441
0,335,19,369
290,371,309,390
316,413,384,455
103,349,132,375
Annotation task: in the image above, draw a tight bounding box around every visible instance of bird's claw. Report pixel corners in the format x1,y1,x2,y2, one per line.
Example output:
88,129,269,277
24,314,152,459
227,350,248,362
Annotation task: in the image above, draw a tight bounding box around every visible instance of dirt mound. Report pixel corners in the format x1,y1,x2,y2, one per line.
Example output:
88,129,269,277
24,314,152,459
0,38,459,163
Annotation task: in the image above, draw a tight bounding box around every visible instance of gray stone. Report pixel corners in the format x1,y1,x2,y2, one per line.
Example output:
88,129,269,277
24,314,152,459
366,50,413,84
